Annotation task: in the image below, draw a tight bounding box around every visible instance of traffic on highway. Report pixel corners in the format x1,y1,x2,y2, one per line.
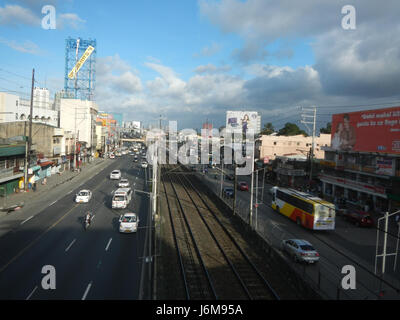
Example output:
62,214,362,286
0,144,150,300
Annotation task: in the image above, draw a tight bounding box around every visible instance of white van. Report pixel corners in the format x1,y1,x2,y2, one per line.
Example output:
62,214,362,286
112,188,133,209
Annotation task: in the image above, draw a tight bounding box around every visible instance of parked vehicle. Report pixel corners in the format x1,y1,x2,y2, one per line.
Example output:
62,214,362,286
112,188,133,209
226,174,234,181
109,153,115,159
343,209,374,227
141,161,148,168
119,213,139,233
281,239,320,264
237,181,249,191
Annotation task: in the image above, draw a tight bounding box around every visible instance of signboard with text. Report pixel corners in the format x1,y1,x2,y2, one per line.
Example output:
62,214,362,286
331,106,400,154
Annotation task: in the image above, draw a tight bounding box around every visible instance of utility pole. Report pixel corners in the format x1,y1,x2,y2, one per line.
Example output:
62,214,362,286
301,106,317,183
26,68,35,191
220,157,224,197
249,139,255,229
23,121,28,191
255,169,259,230
233,163,237,216
261,166,266,203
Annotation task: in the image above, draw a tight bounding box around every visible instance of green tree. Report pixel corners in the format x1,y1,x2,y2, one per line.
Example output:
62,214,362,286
260,122,275,135
320,122,331,134
278,122,308,136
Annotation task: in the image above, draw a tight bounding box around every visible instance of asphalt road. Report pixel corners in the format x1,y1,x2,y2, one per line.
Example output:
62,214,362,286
198,165,400,299
0,155,150,300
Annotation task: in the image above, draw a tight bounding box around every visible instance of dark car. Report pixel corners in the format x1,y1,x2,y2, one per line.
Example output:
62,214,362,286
237,181,249,191
335,203,347,216
223,187,234,198
226,174,234,181
343,209,374,227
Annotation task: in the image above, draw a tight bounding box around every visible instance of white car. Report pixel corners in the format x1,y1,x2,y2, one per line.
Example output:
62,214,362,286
109,153,115,159
118,178,130,188
75,190,92,203
141,161,148,169
119,213,139,233
110,170,121,180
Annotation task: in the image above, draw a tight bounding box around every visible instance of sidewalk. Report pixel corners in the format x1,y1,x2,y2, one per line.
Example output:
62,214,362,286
0,157,112,220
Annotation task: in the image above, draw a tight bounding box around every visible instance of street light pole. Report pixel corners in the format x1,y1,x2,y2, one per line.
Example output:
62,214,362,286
26,68,35,191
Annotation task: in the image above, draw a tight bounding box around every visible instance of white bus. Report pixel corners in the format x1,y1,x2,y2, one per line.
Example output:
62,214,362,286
271,187,335,230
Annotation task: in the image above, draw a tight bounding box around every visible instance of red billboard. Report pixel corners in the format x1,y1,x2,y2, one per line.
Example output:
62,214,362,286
331,106,400,154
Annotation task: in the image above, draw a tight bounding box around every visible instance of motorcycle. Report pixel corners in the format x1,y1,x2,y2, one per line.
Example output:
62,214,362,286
84,213,93,230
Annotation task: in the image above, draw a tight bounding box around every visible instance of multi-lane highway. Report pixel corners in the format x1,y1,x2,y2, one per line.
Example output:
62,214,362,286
0,155,149,300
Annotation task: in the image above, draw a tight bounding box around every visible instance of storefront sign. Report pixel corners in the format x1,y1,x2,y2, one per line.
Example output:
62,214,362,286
376,158,395,176
319,174,386,195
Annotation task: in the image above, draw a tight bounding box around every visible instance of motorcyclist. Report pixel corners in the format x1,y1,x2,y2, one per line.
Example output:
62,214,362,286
85,212,93,225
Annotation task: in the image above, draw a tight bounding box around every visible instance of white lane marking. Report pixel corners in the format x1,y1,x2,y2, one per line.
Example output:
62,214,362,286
49,200,57,206
26,286,38,300
82,282,92,300
105,238,113,251
67,189,73,195
65,239,76,252
21,216,34,225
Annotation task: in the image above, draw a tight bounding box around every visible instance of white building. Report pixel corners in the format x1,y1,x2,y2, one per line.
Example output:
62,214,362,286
59,98,98,149
33,87,50,109
0,92,59,127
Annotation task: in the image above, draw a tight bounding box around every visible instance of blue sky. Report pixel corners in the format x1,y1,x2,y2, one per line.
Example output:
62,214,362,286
1,0,400,131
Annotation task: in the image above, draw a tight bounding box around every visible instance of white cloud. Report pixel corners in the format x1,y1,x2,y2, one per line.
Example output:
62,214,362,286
0,37,42,55
58,13,86,29
194,63,231,74
194,42,222,57
0,4,40,26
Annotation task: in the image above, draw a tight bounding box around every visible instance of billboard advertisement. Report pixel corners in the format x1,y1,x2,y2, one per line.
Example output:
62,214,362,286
132,121,141,129
331,106,400,154
226,111,261,134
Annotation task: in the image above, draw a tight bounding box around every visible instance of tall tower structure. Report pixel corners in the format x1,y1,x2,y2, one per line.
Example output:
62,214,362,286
64,37,96,101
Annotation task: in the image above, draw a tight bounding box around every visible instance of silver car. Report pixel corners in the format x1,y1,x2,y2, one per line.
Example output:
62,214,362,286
110,170,121,180
118,178,129,188
281,239,320,264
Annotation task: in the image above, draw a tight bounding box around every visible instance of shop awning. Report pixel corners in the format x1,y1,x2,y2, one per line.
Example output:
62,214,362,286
39,161,53,167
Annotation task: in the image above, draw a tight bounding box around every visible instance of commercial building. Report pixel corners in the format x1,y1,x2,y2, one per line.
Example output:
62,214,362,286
259,134,331,162
0,122,69,170
0,91,59,127
59,98,98,162
97,112,119,152
0,138,26,195
319,106,400,213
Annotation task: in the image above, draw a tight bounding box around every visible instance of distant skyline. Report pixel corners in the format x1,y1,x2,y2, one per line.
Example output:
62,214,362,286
1,0,400,132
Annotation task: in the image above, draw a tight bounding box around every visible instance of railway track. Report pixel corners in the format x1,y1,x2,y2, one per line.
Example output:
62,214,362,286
161,164,280,300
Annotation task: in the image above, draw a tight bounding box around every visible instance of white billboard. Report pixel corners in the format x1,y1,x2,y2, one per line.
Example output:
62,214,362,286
132,121,141,129
226,111,261,134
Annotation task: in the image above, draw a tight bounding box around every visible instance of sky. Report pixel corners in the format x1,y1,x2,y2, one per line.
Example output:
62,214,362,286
1,0,400,132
